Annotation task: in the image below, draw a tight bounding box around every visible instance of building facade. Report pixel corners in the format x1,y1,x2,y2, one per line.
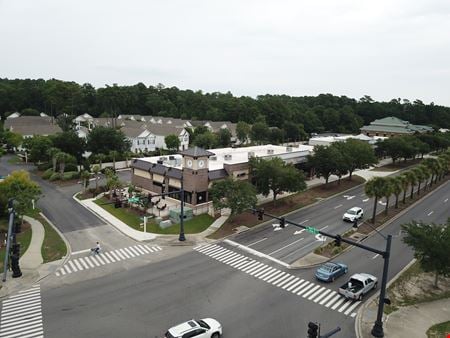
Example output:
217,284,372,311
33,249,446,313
360,117,433,137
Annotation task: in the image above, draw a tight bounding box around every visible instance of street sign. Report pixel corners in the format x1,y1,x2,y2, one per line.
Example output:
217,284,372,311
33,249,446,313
128,197,140,203
306,226,319,234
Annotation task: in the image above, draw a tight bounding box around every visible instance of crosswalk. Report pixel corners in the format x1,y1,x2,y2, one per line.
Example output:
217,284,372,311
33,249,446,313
0,284,44,338
194,244,361,317
56,244,162,277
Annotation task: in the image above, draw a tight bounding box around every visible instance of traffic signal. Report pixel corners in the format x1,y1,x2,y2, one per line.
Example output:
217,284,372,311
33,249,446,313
279,217,286,228
257,208,264,221
334,235,342,247
307,321,319,338
114,199,122,208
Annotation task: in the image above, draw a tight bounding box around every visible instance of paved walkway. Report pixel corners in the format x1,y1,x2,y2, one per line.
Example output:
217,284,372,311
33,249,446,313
359,297,450,338
20,216,44,269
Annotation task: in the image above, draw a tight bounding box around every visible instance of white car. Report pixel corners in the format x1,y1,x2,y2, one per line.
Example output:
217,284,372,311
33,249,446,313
165,318,222,338
342,207,363,222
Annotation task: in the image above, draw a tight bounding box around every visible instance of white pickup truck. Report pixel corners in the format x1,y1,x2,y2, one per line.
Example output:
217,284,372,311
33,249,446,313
338,273,378,301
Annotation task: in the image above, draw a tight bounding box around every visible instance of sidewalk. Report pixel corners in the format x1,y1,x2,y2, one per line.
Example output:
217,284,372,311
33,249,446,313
0,216,65,299
358,297,450,338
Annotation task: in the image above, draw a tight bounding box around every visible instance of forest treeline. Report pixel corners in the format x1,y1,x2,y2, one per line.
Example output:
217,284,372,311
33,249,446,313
1,78,450,133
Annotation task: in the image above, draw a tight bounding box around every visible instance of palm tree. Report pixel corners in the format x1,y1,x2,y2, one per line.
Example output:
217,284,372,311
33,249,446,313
96,153,106,170
390,176,403,209
110,150,119,170
56,152,71,176
437,158,447,181
92,165,100,192
420,165,431,191
404,170,417,200
47,147,60,172
80,170,90,193
123,151,134,168
399,174,409,204
382,178,393,215
365,177,387,223
412,166,425,196
422,158,439,187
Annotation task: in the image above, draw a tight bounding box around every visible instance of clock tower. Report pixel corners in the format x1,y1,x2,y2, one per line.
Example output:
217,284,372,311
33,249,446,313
180,147,214,205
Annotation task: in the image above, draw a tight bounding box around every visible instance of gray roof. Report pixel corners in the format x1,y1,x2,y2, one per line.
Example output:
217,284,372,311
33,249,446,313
361,116,433,134
121,126,147,138
131,159,152,171
208,169,228,180
4,116,53,128
6,124,62,136
131,159,182,179
180,147,214,157
146,124,185,137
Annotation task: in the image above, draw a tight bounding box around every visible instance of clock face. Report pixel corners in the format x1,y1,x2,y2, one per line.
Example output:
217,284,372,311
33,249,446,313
186,159,193,168
198,160,205,168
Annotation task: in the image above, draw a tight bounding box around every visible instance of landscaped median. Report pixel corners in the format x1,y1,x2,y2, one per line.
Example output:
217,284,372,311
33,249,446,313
93,196,215,235
208,175,366,239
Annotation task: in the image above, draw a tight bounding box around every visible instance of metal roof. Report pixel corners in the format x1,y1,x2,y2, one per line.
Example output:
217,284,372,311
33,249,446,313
180,147,215,157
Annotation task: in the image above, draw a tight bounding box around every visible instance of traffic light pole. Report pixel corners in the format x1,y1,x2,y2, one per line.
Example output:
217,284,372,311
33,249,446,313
2,199,15,282
251,208,392,337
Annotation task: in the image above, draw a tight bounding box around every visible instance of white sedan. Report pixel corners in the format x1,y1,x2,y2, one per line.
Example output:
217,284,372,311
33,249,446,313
165,318,222,338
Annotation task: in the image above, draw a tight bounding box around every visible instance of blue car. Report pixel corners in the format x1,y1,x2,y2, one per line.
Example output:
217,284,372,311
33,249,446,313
315,262,348,282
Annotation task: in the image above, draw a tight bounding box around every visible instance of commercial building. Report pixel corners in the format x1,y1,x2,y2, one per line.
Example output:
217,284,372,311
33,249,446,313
308,133,386,147
360,117,433,137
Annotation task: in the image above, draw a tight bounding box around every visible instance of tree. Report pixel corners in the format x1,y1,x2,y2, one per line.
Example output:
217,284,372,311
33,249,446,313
105,168,121,198
236,121,251,144
339,139,378,180
399,173,409,204
250,157,306,203
194,132,217,149
51,131,86,162
308,145,342,185
0,170,41,215
250,122,270,145
377,137,408,164
209,178,257,218
419,165,431,191
421,158,439,187
123,151,134,168
404,170,417,200
92,165,100,192
80,170,90,193
57,152,74,176
269,127,284,145
25,135,53,163
95,153,106,169
87,126,130,155
109,150,119,170
1,130,22,151
164,134,180,151
390,176,403,208
216,128,232,147
401,220,450,287
365,177,387,223
46,147,60,172
382,178,393,215
412,166,425,195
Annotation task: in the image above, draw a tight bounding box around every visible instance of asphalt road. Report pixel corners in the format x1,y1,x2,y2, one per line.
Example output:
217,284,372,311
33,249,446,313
231,173,425,265
38,180,449,338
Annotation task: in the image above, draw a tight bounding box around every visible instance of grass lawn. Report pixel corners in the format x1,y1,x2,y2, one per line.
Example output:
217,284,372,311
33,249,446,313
208,175,366,239
427,321,450,338
0,217,32,271
94,197,215,234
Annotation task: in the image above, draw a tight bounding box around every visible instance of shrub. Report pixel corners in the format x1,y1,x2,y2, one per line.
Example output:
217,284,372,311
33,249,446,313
49,173,60,181
62,171,80,180
64,164,78,172
42,168,54,179
37,162,52,171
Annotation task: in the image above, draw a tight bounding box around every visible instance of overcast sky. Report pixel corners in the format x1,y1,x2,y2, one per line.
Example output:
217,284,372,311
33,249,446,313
1,0,449,105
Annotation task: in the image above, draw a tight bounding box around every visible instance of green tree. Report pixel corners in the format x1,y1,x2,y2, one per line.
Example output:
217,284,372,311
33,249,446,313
269,127,284,145
51,131,86,162
25,135,53,163
308,145,342,185
340,139,378,180
109,150,119,170
365,177,387,223
194,132,217,149
390,176,403,208
250,122,270,145
403,170,417,200
422,158,439,186
46,147,60,172
95,153,106,170
209,178,257,218
57,152,74,175
0,170,41,215
399,173,409,204
87,126,130,155
80,170,90,193
250,157,306,203
216,128,232,147
382,178,393,215
412,166,426,195
1,130,22,151
401,220,450,287
164,134,180,151
236,121,251,144
92,165,100,192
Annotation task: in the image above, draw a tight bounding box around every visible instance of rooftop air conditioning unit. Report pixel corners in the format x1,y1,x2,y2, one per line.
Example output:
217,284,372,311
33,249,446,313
169,156,175,160
267,149,274,155
286,146,293,152
157,160,163,164
247,151,255,158
224,154,232,161
159,157,168,162
210,156,217,161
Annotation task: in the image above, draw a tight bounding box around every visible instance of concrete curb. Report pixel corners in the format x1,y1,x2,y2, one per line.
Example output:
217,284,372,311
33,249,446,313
355,259,417,338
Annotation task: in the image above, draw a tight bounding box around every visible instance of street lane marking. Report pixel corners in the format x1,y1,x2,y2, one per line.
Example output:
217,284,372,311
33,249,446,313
294,230,305,235
334,204,343,209
56,245,162,277
319,225,329,230
268,238,305,256
444,198,448,203
299,219,309,224
372,254,379,259
0,285,44,338
71,248,91,255
427,211,434,216
363,198,369,202
247,238,268,247
195,245,361,317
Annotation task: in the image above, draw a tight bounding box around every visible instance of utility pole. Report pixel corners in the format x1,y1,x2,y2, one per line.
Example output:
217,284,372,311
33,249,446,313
179,171,186,241
2,199,15,282
251,209,392,337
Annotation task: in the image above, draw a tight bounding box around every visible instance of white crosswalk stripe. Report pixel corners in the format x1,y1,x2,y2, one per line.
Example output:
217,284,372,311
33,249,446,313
56,245,162,277
0,285,44,338
194,244,361,317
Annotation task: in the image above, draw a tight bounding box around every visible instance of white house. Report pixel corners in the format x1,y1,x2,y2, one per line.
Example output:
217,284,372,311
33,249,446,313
121,127,156,153
73,113,94,130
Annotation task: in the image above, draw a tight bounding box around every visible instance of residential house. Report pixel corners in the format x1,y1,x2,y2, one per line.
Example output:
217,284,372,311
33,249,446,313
4,116,62,138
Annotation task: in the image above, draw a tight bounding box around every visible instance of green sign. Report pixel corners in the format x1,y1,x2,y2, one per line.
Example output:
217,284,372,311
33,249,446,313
306,226,319,235
128,197,140,203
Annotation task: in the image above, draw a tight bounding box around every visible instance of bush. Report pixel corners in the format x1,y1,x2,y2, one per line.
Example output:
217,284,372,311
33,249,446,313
62,171,80,181
49,173,60,181
42,168,54,179
100,166,116,174
64,164,79,172
37,162,52,171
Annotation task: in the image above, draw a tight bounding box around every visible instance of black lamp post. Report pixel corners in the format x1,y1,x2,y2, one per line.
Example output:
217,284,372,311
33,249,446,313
179,171,186,241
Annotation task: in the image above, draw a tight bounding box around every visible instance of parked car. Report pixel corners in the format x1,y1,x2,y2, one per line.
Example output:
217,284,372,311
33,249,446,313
315,262,348,282
338,273,378,301
342,207,364,222
165,318,222,338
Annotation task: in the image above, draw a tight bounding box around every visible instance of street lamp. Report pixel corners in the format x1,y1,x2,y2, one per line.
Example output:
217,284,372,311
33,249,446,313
178,170,186,241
